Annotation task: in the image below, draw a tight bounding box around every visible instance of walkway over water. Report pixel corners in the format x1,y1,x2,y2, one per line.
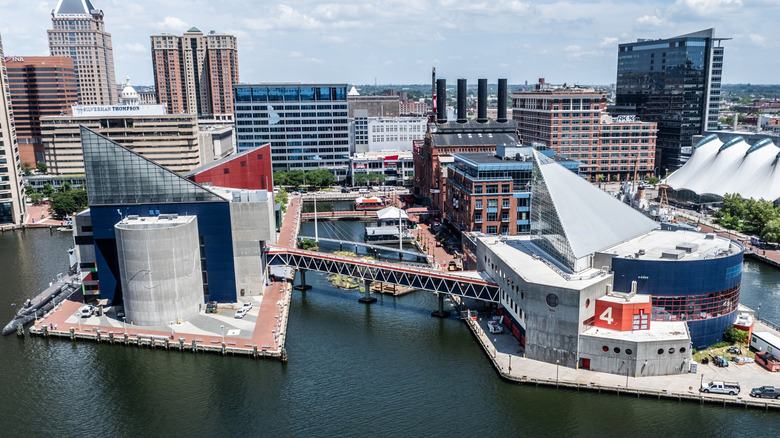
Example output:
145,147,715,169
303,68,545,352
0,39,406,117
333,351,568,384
266,246,500,302
296,235,427,260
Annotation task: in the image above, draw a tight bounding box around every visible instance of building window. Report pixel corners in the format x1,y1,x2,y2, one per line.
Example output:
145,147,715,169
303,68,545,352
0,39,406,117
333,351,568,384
545,294,559,308
502,199,510,209
475,199,482,209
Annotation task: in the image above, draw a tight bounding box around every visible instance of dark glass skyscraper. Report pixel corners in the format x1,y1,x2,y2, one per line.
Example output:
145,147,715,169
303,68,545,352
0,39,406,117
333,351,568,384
616,29,726,174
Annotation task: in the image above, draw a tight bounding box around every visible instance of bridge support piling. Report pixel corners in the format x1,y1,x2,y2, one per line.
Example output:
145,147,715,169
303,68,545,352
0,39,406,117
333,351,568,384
431,293,451,318
358,279,377,303
293,269,312,291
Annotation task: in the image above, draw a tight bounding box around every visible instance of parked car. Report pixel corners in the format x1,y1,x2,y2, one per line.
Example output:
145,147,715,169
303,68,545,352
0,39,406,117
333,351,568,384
700,381,740,396
234,308,248,319
341,188,350,193
241,301,253,311
80,305,94,318
205,301,218,314
115,307,125,319
750,386,780,399
727,346,742,355
712,355,729,367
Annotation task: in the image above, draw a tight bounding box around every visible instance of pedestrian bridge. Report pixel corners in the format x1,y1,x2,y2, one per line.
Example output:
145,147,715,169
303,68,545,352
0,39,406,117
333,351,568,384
265,246,499,303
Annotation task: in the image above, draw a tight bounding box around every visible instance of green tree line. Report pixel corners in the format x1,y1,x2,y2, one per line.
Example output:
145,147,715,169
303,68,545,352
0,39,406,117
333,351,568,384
273,169,335,189
715,194,780,242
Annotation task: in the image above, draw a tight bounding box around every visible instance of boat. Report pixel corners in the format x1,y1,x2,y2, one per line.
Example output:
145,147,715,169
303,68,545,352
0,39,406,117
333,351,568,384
2,273,81,335
355,196,391,211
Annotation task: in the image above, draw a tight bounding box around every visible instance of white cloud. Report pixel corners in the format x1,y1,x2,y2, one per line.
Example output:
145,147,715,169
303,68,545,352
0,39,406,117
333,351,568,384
748,33,767,47
123,43,146,53
289,51,302,57
635,15,664,26
156,16,187,31
599,37,618,47
565,45,582,52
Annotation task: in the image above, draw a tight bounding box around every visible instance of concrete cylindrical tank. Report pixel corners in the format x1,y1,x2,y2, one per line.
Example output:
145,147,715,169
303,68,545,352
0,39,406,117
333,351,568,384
497,78,508,122
457,78,467,123
115,215,203,326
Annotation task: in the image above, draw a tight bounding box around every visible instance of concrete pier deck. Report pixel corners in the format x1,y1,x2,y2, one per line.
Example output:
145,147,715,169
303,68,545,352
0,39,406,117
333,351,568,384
462,309,780,411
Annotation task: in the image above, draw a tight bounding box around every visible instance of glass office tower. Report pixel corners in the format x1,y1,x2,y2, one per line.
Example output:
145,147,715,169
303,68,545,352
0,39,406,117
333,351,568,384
616,29,726,174
234,83,350,181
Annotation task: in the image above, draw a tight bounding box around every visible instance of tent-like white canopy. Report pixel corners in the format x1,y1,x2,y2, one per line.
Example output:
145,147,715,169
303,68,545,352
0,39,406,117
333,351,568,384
666,134,780,201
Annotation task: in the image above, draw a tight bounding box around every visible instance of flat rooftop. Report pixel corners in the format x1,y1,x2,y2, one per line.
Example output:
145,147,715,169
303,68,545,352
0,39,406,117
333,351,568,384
116,214,195,228
582,321,690,343
603,229,741,261
479,235,609,289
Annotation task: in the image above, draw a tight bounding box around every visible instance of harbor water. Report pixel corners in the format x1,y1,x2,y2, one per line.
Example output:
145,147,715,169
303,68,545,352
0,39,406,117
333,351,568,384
1,228,779,436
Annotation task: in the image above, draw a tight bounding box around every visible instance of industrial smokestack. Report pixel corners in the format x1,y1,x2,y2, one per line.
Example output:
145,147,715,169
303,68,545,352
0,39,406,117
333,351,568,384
497,78,508,123
477,79,487,123
436,79,447,123
457,78,467,123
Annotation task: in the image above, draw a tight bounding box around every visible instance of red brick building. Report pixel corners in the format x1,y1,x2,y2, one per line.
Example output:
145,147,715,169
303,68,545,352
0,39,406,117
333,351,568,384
151,28,239,118
513,79,657,181
5,56,77,166
185,143,273,191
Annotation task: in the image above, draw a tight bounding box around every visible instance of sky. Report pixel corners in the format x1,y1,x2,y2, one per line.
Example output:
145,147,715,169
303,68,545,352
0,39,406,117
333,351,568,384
0,0,777,87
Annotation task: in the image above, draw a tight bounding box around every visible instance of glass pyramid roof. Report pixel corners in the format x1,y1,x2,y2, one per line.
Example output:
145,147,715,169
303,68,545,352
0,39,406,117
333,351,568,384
81,127,227,205
531,150,659,270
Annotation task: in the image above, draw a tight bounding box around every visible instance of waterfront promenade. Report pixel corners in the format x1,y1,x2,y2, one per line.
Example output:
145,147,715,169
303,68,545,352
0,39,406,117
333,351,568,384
466,314,780,410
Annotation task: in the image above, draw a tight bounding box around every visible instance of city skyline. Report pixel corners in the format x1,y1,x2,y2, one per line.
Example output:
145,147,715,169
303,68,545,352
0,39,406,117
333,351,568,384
0,0,778,86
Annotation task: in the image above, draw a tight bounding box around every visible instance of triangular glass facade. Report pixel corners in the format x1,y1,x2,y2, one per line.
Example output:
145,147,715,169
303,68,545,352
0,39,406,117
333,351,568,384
82,127,226,205
530,154,576,270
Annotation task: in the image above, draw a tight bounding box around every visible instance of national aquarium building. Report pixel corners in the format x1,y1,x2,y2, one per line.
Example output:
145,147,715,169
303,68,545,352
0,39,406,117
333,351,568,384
474,151,742,376
74,127,276,325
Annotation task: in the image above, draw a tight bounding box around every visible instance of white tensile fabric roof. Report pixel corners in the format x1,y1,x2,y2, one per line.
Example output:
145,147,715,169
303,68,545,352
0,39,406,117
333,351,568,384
535,151,660,259
666,135,780,201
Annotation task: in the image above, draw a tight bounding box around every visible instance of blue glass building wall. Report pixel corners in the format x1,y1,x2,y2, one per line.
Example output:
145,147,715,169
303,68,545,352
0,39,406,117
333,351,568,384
90,202,237,305
611,251,743,348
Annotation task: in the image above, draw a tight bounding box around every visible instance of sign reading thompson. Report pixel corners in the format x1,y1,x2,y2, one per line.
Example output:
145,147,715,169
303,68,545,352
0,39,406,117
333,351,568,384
72,104,167,117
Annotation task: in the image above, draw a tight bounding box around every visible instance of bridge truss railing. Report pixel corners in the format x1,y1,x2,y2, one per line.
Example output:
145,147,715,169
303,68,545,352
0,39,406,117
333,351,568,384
266,247,499,303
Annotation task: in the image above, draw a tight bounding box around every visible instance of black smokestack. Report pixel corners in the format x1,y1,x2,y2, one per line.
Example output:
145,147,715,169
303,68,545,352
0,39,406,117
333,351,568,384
436,79,447,123
477,78,487,123
457,78,467,123
497,78,508,123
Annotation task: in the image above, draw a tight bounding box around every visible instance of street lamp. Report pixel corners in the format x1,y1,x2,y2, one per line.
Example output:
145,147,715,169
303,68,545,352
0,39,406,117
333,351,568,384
220,324,225,344
170,321,174,339
122,316,127,335
76,312,81,332
556,359,560,386
758,303,762,322
624,360,630,388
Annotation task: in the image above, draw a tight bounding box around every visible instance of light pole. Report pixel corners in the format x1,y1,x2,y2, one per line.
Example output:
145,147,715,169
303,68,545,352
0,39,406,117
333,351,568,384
76,312,81,332
122,316,127,335
556,360,560,386
170,321,174,339
757,303,762,322
220,325,225,344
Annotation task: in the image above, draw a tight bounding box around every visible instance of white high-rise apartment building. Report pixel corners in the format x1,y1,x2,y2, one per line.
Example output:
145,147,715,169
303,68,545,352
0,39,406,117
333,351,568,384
0,32,25,225
48,0,117,105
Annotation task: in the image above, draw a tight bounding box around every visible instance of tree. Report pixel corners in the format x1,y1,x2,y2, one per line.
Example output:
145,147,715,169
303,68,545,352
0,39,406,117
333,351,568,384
762,218,780,243
367,172,387,185
42,183,54,198
595,174,605,183
274,188,288,213
60,181,72,192
49,191,78,218
24,185,36,197
273,171,289,187
36,162,47,174
646,176,660,185
29,193,44,204
299,238,318,251
287,170,305,188
724,326,749,344
305,169,334,188
353,173,370,186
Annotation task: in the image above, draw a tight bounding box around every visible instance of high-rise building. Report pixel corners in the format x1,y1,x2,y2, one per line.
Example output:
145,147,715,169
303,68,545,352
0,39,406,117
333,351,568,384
234,83,350,181
615,28,726,173
0,33,25,225
4,56,78,166
151,28,239,119
47,0,116,106
513,79,657,181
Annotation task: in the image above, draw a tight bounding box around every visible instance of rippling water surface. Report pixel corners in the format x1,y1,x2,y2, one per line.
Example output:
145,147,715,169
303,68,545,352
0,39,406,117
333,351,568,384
1,229,778,436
